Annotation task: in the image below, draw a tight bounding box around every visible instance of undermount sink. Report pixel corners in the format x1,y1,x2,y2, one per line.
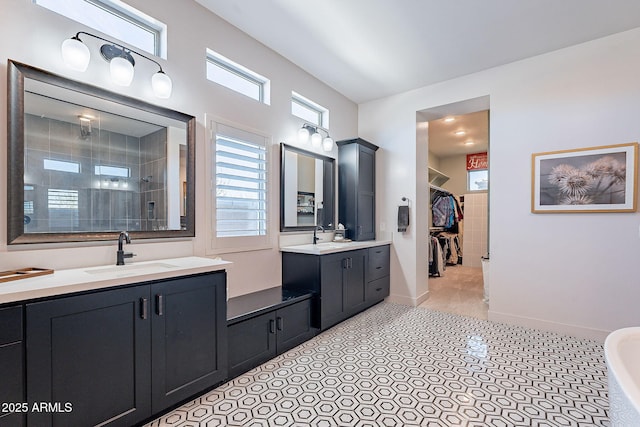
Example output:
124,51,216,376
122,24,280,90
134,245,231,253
315,243,345,249
85,262,178,275
280,241,363,255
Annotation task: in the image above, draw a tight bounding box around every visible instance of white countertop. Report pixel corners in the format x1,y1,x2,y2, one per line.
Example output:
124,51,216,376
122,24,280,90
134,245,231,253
280,239,391,255
0,256,231,304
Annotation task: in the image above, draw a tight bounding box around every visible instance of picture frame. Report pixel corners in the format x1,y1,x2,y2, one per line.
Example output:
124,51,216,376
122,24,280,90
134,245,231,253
531,142,638,213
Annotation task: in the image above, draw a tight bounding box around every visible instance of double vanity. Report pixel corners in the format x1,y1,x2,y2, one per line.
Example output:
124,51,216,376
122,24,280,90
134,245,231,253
0,240,390,427
2,60,391,426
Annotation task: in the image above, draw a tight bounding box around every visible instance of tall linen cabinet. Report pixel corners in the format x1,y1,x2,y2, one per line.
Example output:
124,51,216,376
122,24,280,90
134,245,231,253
337,138,378,241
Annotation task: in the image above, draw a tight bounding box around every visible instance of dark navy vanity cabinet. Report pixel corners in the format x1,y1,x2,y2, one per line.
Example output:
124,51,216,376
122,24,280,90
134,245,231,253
24,271,227,427
282,244,390,331
0,305,25,427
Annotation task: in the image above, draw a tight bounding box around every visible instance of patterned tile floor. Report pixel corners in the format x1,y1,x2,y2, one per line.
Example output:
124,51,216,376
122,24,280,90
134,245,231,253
147,303,609,426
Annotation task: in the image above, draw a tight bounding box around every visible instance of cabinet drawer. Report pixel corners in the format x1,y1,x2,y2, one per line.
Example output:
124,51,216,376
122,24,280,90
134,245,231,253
368,245,390,281
0,305,22,345
366,277,390,303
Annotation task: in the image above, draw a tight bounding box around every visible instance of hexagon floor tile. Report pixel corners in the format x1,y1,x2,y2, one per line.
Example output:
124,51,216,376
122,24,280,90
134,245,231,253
146,303,609,426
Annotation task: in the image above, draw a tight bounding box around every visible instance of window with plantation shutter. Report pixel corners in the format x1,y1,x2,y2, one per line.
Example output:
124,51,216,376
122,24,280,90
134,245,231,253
48,189,79,229
214,125,268,240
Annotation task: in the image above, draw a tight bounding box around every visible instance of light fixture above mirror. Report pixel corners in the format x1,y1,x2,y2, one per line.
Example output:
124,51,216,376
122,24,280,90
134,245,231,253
297,123,334,152
61,31,172,99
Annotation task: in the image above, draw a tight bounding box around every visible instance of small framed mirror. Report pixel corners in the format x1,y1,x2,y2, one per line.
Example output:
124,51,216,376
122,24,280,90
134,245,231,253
7,60,195,244
280,143,335,231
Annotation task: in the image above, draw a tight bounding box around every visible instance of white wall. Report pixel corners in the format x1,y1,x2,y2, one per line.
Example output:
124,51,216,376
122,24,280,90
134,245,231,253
0,0,357,298
438,154,467,196
360,28,640,340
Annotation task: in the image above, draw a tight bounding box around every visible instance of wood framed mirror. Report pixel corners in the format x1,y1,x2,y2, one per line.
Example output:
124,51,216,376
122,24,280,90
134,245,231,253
7,60,195,244
280,143,335,231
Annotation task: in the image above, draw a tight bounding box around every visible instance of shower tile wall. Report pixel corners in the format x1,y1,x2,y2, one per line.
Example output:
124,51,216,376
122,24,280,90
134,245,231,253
462,192,488,268
23,114,166,233
140,128,167,231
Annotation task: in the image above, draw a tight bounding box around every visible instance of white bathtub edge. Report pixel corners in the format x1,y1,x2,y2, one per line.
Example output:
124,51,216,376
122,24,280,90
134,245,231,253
605,327,640,426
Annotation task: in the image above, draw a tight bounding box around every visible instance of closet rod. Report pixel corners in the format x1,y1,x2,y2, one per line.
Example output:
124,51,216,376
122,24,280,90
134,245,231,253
429,183,451,195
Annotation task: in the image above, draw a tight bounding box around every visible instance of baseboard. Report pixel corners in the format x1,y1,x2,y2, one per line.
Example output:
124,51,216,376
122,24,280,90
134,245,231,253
489,310,610,343
386,290,429,307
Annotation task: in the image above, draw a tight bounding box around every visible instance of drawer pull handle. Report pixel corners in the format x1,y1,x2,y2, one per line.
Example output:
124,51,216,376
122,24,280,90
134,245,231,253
376,266,382,270
269,319,276,334
277,317,283,331
376,287,383,292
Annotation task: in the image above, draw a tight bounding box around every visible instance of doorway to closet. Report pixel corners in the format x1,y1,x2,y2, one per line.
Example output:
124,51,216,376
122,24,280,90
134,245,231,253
417,96,489,320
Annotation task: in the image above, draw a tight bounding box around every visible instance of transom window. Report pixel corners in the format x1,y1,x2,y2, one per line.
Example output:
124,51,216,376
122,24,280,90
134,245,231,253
291,91,329,128
34,0,166,57
206,49,271,104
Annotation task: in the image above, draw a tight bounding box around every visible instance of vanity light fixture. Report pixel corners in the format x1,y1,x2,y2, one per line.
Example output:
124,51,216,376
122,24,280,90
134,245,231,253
78,115,92,140
443,116,455,123
61,31,172,99
297,123,334,152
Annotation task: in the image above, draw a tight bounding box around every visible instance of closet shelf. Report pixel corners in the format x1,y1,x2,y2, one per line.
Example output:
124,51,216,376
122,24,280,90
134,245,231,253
428,167,450,187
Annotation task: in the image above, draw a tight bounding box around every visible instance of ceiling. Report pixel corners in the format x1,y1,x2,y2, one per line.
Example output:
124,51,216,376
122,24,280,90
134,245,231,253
428,110,489,158
195,1,640,159
195,0,640,104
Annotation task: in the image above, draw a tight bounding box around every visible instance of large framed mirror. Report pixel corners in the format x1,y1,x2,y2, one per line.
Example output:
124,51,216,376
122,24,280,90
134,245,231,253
280,143,335,231
7,60,195,244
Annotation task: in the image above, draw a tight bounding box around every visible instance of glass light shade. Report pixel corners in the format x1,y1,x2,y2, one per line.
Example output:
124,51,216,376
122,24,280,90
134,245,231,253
152,71,172,99
322,136,334,152
61,38,90,72
110,56,134,86
311,132,322,147
298,127,310,143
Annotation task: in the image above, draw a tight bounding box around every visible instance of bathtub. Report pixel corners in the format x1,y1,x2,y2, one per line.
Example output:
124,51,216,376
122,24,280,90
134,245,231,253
605,327,640,426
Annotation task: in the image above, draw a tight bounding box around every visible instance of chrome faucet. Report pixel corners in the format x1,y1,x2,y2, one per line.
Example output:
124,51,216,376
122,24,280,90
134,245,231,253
313,225,325,244
116,231,135,265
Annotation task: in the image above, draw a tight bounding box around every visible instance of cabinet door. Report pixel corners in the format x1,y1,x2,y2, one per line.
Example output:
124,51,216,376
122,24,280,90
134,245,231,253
26,286,151,427
275,299,315,353
228,312,277,379
0,305,24,427
356,145,376,241
320,253,347,329
343,250,367,315
151,272,227,412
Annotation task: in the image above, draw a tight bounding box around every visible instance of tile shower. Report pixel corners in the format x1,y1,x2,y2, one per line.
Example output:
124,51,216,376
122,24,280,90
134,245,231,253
23,114,167,233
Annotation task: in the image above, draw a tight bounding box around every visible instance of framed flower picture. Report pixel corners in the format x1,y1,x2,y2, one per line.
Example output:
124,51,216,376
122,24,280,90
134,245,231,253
531,142,638,213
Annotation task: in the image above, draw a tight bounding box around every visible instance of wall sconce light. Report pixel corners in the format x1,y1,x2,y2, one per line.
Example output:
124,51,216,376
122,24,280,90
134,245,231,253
78,115,92,140
61,31,172,99
297,123,334,152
